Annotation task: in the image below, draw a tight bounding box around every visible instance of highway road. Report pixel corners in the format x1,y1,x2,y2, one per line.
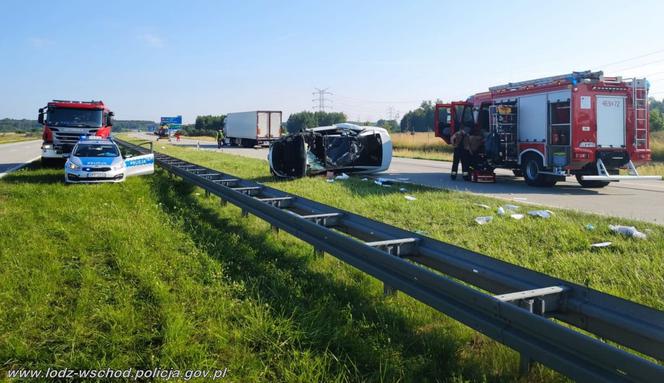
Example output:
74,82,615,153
131,132,664,224
0,140,41,177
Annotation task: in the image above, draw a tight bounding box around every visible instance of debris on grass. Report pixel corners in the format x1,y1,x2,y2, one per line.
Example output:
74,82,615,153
335,173,349,180
504,204,520,211
399,187,408,193
475,216,493,225
474,203,491,209
414,230,428,235
609,225,647,240
585,224,596,231
510,214,525,220
326,178,335,183
591,242,612,248
497,207,506,216
528,210,553,219
404,195,417,201
361,178,368,181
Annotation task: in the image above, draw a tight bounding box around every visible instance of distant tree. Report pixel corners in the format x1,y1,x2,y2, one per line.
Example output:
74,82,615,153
286,111,347,133
650,109,664,132
376,119,399,132
399,101,437,132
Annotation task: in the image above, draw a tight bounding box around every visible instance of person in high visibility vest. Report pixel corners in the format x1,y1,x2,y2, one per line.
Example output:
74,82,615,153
216,129,225,149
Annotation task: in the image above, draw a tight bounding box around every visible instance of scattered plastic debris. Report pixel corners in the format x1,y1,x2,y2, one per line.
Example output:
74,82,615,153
326,178,335,183
404,195,417,201
528,210,553,219
504,204,520,211
591,242,612,248
335,173,349,180
474,203,491,209
399,187,408,193
585,224,596,231
510,214,525,220
374,180,383,186
475,216,493,225
609,225,647,240
414,230,429,235
497,207,506,216
361,178,368,181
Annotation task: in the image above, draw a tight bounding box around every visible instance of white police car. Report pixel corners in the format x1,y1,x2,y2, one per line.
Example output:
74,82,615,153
64,137,154,183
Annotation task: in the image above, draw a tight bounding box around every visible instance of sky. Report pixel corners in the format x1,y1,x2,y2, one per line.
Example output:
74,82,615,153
2,0,664,124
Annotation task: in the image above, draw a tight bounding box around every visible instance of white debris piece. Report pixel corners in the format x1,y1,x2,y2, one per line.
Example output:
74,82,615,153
404,195,417,201
361,178,368,181
609,225,647,240
374,180,383,186
497,207,506,216
326,178,335,183
503,204,520,211
335,173,349,180
591,242,612,248
510,214,525,220
528,210,553,219
399,187,408,193
475,216,493,225
474,203,490,209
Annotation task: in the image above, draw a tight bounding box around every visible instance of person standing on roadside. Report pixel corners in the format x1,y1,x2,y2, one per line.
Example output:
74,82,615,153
216,129,225,149
450,128,470,180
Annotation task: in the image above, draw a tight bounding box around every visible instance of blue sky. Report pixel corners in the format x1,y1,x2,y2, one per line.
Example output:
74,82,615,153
2,0,664,123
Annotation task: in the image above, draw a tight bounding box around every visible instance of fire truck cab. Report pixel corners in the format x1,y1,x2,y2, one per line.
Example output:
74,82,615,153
38,100,114,164
434,71,661,187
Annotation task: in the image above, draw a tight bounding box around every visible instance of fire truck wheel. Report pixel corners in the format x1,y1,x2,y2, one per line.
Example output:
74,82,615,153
522,155,556,187
575,174,610,188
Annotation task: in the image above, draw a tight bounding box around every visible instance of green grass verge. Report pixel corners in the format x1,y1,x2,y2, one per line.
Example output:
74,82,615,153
0,132,40,144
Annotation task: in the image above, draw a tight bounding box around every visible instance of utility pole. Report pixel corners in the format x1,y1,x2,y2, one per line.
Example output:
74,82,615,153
312,88,333,112
387,106,395,121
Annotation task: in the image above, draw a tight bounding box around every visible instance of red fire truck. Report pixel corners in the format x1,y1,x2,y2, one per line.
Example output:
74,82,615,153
38,100,114,164
434,71,661,187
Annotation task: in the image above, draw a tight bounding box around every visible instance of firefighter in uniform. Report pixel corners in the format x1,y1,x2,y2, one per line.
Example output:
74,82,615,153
450,128,470,180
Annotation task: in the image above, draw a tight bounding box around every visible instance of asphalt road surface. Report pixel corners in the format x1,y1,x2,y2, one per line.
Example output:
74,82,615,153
133,133,664,224
0,140,41,177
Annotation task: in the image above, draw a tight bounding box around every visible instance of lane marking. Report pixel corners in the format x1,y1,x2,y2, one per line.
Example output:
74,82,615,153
0,156,41,179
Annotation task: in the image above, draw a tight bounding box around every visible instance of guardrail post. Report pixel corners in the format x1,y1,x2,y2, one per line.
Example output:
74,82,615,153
241,209,249,218
271,225,279,234
205,190,210,198
519,299,535,376
313,247,324,258
219,197,227,206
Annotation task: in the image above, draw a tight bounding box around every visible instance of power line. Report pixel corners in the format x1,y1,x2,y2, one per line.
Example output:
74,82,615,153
312,88,333,112
592,48,664,70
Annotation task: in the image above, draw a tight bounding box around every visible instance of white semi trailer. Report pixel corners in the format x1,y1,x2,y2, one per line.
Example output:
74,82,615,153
224,111,282,147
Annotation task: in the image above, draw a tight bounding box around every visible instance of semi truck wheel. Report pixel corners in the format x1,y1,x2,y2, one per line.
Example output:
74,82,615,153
575,174,610,188
521,155,556,187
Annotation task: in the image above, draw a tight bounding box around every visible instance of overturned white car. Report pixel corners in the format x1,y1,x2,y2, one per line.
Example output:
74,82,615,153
268,123,392,178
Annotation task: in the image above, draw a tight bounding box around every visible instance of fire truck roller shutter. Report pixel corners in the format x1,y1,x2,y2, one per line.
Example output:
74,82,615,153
517,94,547,143
596,96,626,148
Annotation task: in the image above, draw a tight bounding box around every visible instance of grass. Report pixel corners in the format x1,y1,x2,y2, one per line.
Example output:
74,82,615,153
0,132,40,144
391,132,453,161
2,137,663,381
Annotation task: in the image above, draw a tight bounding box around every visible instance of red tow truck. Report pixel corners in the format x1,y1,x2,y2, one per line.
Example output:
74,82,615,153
434,71,661,187
38,100,114,164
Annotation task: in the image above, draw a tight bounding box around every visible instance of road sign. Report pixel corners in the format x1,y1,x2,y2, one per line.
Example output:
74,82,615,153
160,116,182,125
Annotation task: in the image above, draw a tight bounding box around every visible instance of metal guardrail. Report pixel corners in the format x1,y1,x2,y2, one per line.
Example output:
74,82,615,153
116,138,664,382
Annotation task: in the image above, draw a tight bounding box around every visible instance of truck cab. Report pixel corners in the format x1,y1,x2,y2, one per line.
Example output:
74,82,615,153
38,100,113,164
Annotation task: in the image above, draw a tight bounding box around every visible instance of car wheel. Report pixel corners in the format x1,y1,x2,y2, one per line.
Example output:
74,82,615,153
521,155,556,187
